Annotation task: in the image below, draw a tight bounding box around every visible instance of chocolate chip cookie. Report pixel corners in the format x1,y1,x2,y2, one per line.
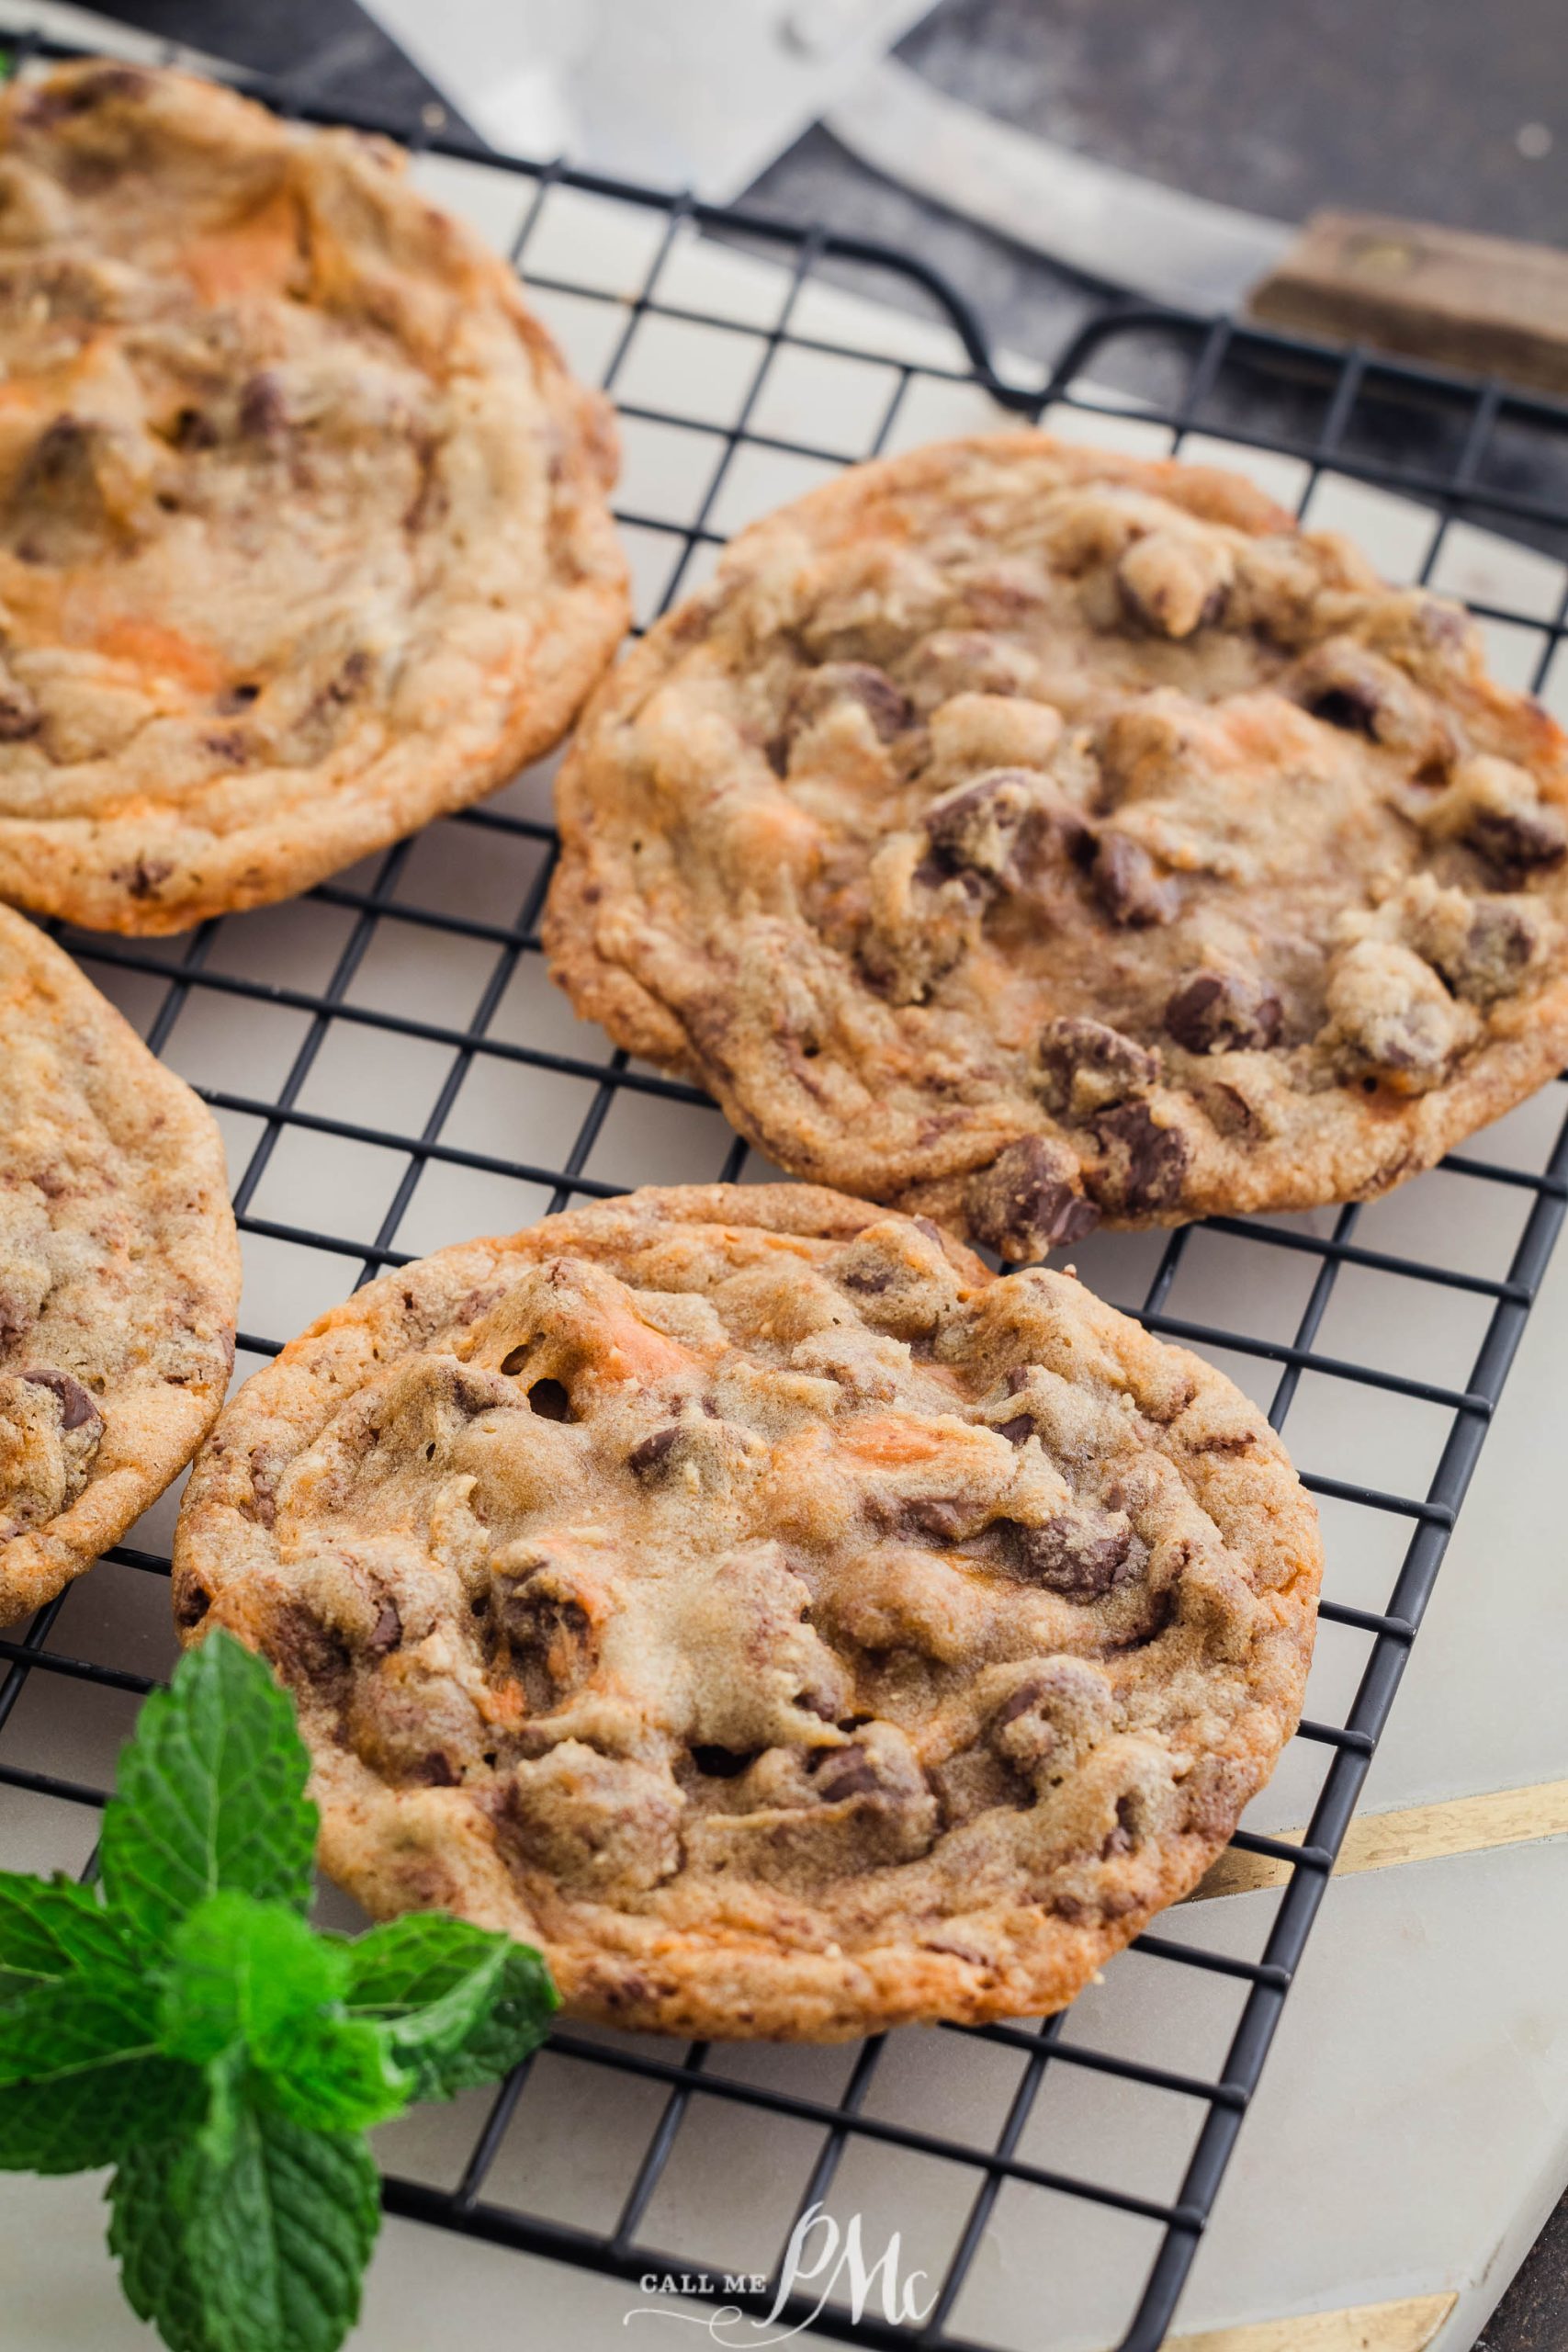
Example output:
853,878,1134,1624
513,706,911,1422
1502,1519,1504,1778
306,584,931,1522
2,906,240,1622
546,433,1568,1252
173,1184,1319,2040
0,61,627,935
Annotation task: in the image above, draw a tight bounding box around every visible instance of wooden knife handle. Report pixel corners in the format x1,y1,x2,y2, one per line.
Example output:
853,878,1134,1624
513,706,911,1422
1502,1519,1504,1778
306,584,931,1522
1248,209,1568,396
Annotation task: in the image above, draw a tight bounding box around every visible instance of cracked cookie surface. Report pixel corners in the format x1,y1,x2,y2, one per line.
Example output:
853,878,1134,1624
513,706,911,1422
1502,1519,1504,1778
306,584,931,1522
546,432,1568,1251
1,904,239,1620
173,1184,1318,2040
0,61,627,934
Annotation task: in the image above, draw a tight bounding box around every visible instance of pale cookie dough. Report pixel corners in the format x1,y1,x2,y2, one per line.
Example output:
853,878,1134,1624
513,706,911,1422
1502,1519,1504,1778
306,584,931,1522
546,432,1568,1251
2,904,240,1621
0,60,628,934
174,1184,1319,2040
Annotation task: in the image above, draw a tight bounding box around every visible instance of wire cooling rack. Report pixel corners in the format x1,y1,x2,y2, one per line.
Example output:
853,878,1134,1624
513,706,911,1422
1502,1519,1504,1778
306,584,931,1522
5,37,1568,2352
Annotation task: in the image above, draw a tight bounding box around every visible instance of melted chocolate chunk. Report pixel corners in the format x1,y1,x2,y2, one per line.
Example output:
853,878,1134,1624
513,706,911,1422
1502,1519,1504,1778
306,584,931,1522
1438,900,1540,1004
965,1136,1100,1262
367,1600,403,1656
922,771,1033,880
172,1575,211,1632
1090,832,1180,927
1007,1514,1132,1599
784,661,912,752
20,1367,100,1430
1164,969,1282,1055
991,1676,1047,1729
628,1425,682,1476
501,1583,594,1713
238,370,288,438
0,679,39,740
1466,802,1568,878
1095,1103,1190,1213
810,1746,881,1803
1036,1017,1159,1120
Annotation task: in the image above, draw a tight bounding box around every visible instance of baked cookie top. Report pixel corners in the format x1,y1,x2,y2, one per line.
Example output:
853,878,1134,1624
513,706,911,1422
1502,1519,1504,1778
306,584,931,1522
546,432,1568,1250
173,1184,1319,2041
0,61,627,935
1,905,239,1622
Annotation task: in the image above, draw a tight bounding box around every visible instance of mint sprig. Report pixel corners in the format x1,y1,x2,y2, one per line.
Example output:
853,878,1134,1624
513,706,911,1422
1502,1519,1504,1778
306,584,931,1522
0,1630,558,2352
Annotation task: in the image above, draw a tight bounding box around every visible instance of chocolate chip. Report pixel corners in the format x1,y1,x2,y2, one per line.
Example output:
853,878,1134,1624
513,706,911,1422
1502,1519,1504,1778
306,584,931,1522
840,1266,893,1294
628,1425,682,1476
1100,1793,1137,1859
1164,969,1282,1055
502,1588,594,1713
20,1368,100,1431
173,1577,211,1632
995,1414,1035,1445
1439,900,1541,1003
268,1610,351,1700
0,681,39,741
1466,803,1568,878
1007,1515,1132,1599
413,1752,457,1787
991,1676,1046,1728
965,1136,1100,1262
1095,1102,1190,1214
1036,1017,1159,1120
810,1747,881,1802
526,1377,572,1420
922,771,1033,880
238,371,288,438
367,1600,403,1656
785,662,912,748
111,858,174,902
1090,832,1179,926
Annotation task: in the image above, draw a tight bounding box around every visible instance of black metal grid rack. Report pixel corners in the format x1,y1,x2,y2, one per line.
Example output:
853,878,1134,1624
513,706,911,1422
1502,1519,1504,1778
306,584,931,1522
4,34,1568,2351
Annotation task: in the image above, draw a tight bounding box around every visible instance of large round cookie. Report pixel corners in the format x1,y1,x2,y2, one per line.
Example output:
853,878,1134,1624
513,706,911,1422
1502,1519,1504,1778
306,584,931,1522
2,906,240,1622
173,1184,1319,2041
0,61,628,935
546,432,1568,1253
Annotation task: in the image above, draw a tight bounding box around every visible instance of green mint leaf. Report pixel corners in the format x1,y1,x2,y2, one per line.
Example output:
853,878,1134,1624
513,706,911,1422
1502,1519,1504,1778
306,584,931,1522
156,1890,408,2134
340,1913,556,2099
338,1912,507,2045
111,2140,223,2352
413,1942,558,2098
159,1892,346,2067
254,2014,409,2136
0,1967,153,2085
0,1874,130,1992
0,1962,202,2172
99,1632,317,1949
0,2053,205,2173
111,2105,381,2352
0,1877,201,2170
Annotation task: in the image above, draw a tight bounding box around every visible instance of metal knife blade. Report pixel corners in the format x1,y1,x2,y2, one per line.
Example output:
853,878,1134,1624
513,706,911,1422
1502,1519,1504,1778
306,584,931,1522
826,54,1292,314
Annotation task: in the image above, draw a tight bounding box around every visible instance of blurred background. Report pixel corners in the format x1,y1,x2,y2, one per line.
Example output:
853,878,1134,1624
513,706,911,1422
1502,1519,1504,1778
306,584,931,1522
74,0,1568,376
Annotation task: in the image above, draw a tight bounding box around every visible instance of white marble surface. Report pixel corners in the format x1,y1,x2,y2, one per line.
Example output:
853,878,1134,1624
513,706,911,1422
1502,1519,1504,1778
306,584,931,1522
3,146,1567,2352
